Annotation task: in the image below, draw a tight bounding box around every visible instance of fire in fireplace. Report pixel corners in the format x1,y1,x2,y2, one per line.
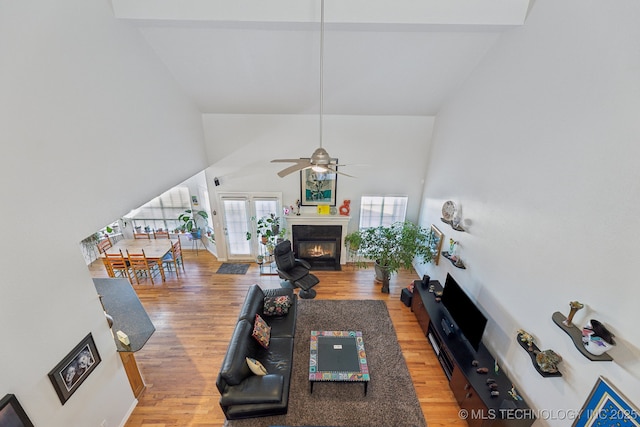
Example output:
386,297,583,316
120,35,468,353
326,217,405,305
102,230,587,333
299,241,336,259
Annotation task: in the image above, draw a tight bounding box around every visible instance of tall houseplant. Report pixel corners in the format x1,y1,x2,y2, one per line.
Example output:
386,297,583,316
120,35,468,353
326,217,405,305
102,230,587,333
346,221,434,293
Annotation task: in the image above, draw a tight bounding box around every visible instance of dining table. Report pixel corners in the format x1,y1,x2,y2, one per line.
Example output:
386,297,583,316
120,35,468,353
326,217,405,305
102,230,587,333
104,238,174,263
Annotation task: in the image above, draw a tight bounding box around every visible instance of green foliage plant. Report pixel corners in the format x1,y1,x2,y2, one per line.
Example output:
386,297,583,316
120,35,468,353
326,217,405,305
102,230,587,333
178,209,209,232
349,221,434,276
246,213,281,243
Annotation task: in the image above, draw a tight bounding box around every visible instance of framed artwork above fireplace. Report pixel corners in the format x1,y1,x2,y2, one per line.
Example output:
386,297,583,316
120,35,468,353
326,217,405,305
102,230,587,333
300,159,338,206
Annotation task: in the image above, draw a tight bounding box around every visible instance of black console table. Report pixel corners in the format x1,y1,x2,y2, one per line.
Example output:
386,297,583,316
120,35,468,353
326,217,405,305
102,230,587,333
411,280,535,427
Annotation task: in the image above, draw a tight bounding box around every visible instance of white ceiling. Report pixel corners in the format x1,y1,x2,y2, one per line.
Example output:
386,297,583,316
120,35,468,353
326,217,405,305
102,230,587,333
112,0,531,116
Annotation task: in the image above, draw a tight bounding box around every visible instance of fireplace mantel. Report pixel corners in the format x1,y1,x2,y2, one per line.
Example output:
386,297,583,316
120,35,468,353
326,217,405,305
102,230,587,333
284,215,352,265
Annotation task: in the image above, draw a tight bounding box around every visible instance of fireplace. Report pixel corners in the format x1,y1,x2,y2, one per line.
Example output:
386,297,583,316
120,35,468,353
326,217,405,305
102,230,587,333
292,225,341,271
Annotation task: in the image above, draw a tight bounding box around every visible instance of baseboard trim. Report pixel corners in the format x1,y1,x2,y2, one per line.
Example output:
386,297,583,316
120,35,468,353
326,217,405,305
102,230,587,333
119,399,138,427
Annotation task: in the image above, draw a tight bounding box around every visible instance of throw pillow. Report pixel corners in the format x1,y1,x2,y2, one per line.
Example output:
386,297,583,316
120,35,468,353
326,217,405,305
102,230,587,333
246,357,268,376
252,314,271,349
263,295,292,317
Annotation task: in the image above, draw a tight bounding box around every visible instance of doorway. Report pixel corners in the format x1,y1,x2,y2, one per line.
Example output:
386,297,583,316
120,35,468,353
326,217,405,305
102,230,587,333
219,193,281,260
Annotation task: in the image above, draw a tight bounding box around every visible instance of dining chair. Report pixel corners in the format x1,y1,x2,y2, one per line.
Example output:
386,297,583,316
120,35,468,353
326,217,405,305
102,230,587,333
104,250,133,284
127,249,165,284
97,237,113,254
101,255,114,277
162,239,184,276
133,232,150,240
154,230,170,239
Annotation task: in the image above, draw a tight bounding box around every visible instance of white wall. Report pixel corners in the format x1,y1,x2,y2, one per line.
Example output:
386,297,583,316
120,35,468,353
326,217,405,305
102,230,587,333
0,1,206,426
417,1,640,425
202,113,435,258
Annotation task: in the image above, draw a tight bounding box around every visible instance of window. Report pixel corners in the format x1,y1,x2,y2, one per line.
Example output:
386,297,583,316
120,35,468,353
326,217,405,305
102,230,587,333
126,187,192,231
359,196,408,229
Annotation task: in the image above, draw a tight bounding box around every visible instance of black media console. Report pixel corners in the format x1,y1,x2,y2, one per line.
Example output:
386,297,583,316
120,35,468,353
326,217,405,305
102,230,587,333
412,280,535,427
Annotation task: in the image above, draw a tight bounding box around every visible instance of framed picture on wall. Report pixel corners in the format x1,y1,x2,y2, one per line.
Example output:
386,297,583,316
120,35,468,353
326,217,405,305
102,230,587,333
48,333,102,405
0,394,34,427
429,224,444,265
572,376,640,427
300,159,338,206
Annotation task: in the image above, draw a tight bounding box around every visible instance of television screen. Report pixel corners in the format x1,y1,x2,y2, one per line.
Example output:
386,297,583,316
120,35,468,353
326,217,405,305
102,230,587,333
441,273,487,351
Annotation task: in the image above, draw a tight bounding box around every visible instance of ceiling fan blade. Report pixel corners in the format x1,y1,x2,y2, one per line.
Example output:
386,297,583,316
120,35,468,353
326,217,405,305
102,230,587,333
271,159,307,163
274,160,313,177
321,165,355,178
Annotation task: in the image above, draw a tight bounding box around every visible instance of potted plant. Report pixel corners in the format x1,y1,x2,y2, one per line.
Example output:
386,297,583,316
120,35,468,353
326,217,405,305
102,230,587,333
246,213,281,244
347,221,435,293
178,209,209,234
344,230,363,254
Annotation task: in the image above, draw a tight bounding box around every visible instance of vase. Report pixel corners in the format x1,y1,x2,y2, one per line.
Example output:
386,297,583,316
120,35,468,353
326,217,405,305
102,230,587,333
581,320,615,355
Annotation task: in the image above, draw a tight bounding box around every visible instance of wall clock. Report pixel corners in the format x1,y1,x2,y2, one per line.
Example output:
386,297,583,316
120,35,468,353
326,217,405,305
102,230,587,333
442,201,456,221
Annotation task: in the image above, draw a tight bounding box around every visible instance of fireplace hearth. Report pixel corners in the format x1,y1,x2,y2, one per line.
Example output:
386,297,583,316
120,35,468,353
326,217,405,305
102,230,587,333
292,225,342,271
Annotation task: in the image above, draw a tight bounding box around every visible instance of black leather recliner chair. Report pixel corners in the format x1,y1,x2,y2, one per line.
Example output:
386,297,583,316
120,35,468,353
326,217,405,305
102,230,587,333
273,240,319,299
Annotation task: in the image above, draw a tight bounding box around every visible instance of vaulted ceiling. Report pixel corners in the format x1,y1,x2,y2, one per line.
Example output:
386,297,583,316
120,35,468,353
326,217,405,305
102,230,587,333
112,0,531,116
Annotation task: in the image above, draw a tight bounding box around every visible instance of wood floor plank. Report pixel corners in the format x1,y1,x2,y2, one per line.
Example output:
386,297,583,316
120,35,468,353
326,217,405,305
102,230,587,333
89,251,466,427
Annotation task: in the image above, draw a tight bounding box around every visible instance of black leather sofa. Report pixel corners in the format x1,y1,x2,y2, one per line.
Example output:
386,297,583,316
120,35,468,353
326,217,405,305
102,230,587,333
216,284,297,419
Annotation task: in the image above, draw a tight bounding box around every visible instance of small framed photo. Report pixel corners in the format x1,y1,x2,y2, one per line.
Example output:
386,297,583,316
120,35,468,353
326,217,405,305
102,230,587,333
48,333,101,405
300,159,338,206
572,376,640,427
0,394,34,427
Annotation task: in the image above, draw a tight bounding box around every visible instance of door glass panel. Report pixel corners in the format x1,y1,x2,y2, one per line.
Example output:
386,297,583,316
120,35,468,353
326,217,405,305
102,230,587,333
255,200,278,221
222,199,251,257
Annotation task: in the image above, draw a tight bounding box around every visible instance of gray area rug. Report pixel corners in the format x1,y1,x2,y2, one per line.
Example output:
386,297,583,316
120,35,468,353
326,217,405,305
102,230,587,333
216,263,251,274
223,299,427,427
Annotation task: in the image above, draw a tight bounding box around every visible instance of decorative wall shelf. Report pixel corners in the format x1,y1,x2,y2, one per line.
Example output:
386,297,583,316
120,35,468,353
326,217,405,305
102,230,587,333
551,312,613,361
440,218,466,232
442,251,466,269
516,333,562,378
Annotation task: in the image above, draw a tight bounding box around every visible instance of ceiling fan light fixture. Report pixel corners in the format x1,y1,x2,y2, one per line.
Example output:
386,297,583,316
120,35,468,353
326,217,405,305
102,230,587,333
310,147,330,164
311,165,327,173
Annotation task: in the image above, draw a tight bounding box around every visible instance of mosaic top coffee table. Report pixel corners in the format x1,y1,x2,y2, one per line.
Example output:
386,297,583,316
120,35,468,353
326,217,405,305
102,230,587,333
309,330,370,395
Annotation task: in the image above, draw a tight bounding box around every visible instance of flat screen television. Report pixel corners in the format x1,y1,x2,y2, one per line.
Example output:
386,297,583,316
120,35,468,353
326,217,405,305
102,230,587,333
441,273,487,352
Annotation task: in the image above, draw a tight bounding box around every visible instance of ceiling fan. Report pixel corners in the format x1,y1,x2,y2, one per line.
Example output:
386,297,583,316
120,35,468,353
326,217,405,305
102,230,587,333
271,0,353,178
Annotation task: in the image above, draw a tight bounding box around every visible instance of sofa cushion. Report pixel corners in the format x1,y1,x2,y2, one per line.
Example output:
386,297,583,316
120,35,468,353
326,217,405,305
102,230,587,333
257,337,294,374
217,319,254,391
237,284,266,323
252,314,271,349
264,290,297,339
263,295,292,317
219,374,284,406
246,357,267,376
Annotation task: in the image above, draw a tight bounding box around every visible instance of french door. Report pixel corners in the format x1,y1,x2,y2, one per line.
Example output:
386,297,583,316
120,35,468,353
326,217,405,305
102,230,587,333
219,193,280,260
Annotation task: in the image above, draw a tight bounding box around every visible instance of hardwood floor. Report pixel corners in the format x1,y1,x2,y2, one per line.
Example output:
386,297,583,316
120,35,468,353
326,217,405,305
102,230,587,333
89,250,467,427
